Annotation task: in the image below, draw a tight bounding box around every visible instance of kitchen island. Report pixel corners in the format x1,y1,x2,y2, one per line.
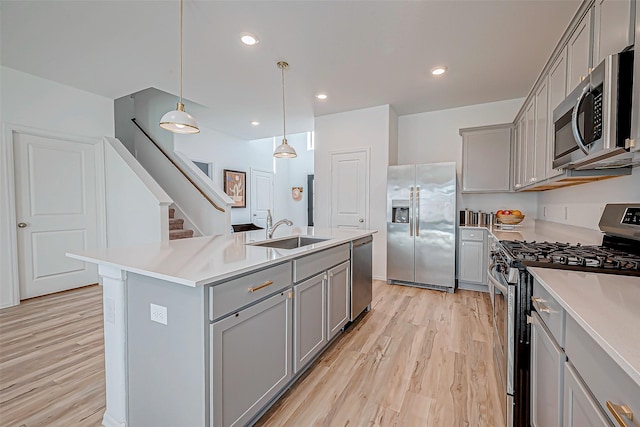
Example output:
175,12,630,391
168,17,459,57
68,227,376,427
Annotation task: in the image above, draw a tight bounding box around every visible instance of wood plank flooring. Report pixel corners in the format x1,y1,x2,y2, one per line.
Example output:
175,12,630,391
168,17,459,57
256,281,504,427
0,285,105,427
0,280,504,427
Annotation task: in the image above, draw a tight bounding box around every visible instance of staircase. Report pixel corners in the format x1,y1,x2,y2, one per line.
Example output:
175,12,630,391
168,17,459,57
169,207,194,240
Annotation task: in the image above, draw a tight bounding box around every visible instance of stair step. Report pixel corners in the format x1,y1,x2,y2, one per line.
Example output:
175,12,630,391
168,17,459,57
169,208,175,219
169,229,194,240
169,218,184,230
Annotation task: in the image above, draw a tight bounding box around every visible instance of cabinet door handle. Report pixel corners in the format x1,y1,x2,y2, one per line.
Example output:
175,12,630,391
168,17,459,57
248,280,273,293
531,297,551,313
606,401,633,427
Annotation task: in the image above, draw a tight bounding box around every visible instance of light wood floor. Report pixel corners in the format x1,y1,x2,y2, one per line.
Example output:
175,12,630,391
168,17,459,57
0,281,504,427
256,281,504,427
0,285,105,427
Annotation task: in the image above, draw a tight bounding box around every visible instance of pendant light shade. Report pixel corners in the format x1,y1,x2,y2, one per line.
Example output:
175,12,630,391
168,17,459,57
160,102,199,134
160,0,199,134
274,61,296,158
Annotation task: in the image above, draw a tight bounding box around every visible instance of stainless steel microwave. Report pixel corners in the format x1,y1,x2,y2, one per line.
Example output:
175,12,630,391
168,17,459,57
552,50,634,170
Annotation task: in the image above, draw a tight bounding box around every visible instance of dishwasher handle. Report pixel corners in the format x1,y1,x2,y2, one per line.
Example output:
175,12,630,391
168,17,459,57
353,236,373,247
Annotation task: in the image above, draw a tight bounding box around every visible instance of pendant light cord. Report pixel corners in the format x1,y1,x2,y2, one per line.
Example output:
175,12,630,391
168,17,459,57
281,65,286,140
179,0,183,105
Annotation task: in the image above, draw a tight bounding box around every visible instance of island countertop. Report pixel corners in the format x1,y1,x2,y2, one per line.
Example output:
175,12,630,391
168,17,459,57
67,227,376,287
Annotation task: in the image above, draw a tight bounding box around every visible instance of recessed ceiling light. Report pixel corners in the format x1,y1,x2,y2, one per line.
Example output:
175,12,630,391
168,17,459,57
240,33,259,46
316,93,328,100
431,66,447,76
250,121,260,126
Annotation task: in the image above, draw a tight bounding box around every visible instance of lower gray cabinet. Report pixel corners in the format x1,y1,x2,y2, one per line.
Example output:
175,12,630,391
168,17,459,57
563,361,612,427
530,312,564,427
294,272,327,373
211,291,293,427
458,228,486,286
327,261,350,340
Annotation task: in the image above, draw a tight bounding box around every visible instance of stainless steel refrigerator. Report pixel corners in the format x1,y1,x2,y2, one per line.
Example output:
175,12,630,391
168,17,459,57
387,162,456,291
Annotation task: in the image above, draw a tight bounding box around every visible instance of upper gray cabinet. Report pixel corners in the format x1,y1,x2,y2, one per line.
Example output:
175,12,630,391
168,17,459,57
567,8,592,94
460,124,512,193
534,78,549,184
592,0,634,66
546,47,568,180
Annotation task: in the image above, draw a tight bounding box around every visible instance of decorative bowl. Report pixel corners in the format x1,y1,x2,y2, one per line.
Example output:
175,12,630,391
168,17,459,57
497,214,525,225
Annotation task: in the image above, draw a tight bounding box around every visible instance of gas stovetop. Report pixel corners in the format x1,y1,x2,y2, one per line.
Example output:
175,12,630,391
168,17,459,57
500,240,640,277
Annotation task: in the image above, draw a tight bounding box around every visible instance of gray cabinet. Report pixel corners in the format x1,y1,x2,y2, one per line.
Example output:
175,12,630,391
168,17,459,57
211,291,293,427
567,9,593,94
565,315,639,427
546,47,568,180
293,272,326,373
327,261,350,340
514,116,526,190
524,100,536,187
458,228,486,285
534,78,548,184
530,312,564,427
563,361,612,427
593,0,634,66
460,124,512,193
293,247,351,372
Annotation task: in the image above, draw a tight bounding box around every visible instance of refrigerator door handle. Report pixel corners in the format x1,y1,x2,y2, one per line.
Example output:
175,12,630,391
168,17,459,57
415,186,420,236
409,186,414,236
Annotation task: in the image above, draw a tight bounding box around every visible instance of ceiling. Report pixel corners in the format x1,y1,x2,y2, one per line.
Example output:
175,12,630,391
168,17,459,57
1,0,581,140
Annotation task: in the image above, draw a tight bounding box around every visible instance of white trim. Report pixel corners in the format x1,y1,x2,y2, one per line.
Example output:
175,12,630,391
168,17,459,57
1,123,106,307
328,146,371,230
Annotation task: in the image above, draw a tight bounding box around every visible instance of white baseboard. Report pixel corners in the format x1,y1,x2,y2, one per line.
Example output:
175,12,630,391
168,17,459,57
102,412,126,427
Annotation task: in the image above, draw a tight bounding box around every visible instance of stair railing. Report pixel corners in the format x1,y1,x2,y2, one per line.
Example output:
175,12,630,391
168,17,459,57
131,118,225,213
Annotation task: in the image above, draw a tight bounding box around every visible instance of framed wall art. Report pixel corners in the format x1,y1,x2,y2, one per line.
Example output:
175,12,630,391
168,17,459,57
223,169,246,208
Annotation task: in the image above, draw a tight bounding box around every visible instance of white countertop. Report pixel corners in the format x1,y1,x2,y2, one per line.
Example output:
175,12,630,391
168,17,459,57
460,223,602,245
528,267,640,388
68,228,376,287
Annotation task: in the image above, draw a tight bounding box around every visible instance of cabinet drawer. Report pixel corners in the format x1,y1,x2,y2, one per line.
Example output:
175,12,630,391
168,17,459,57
460,228,485,241
209,262,292,321
293,244,349,283
532,279,565,347
565,315,640,427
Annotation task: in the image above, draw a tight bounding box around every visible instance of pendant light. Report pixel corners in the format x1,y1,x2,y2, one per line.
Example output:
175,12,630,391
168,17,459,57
273,61,297,158
160,0,200,134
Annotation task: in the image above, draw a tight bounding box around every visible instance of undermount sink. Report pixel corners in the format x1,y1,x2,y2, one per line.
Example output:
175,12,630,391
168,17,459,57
248,236,329,249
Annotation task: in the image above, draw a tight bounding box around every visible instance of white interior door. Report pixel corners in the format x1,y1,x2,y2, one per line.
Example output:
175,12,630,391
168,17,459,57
330,149,369,229
250,169,273,228
14,132,99,299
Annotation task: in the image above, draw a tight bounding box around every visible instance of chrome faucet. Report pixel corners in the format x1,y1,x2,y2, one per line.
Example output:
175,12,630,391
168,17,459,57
266,209,292,239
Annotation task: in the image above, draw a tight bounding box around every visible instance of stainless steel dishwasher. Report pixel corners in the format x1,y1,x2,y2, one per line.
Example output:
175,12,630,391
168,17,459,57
350,235,373,321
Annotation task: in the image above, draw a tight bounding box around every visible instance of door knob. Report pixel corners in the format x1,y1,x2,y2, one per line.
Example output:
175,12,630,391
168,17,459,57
358,218,365,223
17,222,27,228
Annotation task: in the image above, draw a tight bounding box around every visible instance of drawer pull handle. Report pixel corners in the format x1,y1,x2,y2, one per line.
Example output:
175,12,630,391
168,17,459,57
531,297,551,314
248,280,274,293
606,401,633,426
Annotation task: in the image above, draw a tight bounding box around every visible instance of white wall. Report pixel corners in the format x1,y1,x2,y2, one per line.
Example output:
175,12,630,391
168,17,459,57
0,66,114,308
315,105,392,279
397,98,537,219
176,129,313,229
104,137,172,247
537,168,640,230
132,89,231,236
272,133,314,231
114,95,135,154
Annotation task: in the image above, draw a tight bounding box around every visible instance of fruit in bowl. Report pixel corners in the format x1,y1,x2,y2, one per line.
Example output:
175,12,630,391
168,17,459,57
496,209,525,225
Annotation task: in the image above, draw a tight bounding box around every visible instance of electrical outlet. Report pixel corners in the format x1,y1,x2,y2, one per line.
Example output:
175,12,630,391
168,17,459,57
150,303,167,325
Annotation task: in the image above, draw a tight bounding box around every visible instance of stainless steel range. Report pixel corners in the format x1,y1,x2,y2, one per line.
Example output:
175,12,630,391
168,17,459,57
488,203,640,427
